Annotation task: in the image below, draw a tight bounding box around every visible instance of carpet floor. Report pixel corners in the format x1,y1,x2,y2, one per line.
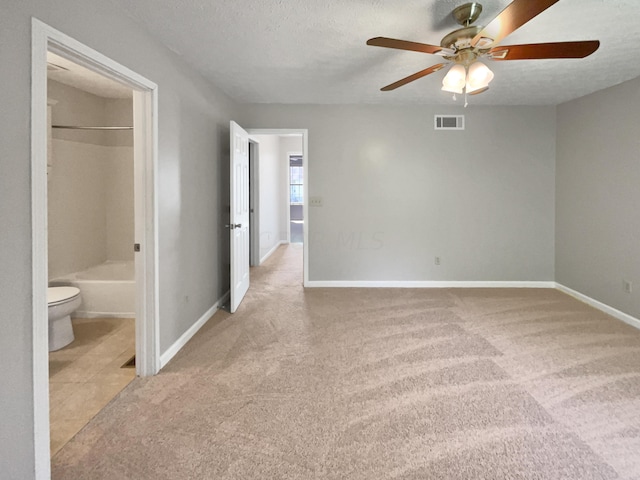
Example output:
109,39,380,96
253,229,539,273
53,244,640,479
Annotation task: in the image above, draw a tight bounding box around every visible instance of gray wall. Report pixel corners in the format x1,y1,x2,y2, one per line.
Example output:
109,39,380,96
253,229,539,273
556,77,640,319
0,1,237,477
240,104,556,282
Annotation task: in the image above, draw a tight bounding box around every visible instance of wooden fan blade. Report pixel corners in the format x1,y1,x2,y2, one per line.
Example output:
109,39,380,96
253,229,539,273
367,37,445,55
489,41,600,60
381,64,447,91
471,0,561,47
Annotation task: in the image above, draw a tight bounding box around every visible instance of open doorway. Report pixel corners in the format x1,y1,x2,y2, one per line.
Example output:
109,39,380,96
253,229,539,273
31,19,159,476
246,129,309,284
46,51,138,456
288,154,304,244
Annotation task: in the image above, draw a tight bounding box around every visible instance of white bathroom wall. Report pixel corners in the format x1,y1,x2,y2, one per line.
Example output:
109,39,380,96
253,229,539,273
105,145,135,261
103,98,134,261
48,80,107,279
48,79,109,145
104,98,133,147
48,139,108,279
253,135,287,261
48,80,134,278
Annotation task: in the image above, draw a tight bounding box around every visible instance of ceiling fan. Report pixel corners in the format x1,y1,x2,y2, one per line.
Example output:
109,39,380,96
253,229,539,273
366,0,600,101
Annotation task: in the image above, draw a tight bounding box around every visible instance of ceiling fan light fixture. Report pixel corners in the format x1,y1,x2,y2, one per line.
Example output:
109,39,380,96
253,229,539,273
466,60,494,93
442,64,467,94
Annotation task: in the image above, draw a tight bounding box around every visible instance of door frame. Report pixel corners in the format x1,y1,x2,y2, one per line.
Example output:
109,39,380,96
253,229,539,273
31,18,160,477
248,138,260,267
246,129,309,286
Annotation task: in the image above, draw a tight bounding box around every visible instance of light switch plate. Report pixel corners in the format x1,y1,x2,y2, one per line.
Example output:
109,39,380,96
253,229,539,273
310,196,323,207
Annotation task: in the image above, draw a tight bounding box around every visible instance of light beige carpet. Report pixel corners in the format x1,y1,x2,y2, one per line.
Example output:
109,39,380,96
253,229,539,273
53,244,640,479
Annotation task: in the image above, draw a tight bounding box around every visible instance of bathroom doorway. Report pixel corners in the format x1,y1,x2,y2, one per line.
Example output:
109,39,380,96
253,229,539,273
31,19,159,475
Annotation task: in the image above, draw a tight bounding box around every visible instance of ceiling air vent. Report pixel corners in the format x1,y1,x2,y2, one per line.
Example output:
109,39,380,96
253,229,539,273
434,115,464,131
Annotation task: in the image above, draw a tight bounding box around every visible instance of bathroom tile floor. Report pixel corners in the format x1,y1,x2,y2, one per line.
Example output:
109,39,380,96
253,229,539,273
49,317,135,456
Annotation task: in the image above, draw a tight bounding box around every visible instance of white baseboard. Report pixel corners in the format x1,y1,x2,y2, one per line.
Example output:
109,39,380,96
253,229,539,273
555,283,640,330
305,281,556,288
260,240,286,264
159,290,230,368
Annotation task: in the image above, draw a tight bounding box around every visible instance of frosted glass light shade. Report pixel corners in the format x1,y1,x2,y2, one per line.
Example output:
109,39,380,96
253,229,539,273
466,61,494,94
442,64,466,94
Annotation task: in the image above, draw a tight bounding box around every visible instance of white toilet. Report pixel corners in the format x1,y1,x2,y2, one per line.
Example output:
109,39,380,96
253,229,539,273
48,286,81,352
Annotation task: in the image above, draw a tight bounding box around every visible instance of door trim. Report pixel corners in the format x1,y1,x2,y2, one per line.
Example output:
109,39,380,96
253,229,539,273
246,129,309,286
248,138,260,267
31,18,160,477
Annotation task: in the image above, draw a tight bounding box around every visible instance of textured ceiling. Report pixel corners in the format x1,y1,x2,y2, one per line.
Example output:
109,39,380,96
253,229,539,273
47,52,132,98
112,0,640,105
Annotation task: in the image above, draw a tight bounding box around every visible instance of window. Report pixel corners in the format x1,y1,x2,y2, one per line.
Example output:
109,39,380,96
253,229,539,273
290,155,303,204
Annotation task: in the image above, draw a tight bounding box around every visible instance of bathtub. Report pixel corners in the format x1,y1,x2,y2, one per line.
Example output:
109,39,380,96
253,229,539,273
50,260,135,318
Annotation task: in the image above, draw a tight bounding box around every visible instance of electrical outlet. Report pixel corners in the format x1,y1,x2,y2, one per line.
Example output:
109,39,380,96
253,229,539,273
434,256,441,266
624,280,632,294
310,196,323,207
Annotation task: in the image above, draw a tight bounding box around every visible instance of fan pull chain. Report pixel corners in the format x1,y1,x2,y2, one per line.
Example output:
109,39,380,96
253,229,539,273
464,90,469,108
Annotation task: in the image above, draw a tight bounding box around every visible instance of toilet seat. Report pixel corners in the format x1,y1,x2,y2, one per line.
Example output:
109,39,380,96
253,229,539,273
48,286,81,306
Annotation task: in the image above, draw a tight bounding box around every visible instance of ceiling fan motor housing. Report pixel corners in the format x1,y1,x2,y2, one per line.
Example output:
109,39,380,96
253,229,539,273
441,2,492,64
452,2,483,26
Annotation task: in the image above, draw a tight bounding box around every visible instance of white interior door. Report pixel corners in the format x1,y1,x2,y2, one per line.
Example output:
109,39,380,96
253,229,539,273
229,121,250,312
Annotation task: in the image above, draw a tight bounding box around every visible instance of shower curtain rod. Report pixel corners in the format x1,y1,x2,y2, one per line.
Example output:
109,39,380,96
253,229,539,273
52,125,133,130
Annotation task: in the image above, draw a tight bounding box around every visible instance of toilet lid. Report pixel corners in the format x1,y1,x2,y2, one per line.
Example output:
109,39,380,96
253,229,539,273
48,286,81,306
